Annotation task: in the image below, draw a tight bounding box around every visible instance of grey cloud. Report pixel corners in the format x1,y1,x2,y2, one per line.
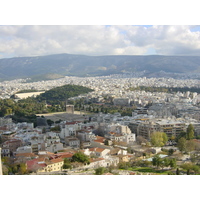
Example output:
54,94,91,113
0,25,200,57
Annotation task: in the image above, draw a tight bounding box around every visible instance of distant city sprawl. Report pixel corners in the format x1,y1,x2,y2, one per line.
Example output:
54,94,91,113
0,74,200,99
0,74,200,175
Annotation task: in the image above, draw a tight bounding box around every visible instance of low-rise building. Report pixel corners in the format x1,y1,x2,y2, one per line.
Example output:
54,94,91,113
76,130,96,142
16,146,32,154
1,139,22,155
65,137,80,148
26,157,64,173
84,158,107,169
117,154,130,162
1,147,10,157
89,147,110,158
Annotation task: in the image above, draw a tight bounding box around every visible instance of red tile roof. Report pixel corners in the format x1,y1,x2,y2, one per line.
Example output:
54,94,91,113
16,153,37,157
109,132,117,135
26,158,47,171
60,154,73,159
56,152,74,159
89,147,106,153
89,158,104,163
94,136,105,143
26,157,63,171
50,158,63,164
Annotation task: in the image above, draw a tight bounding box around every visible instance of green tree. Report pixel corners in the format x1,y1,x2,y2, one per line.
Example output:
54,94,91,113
2,165,9,175
168,148,174,156
176,131,187,141
163,158,170,167
62,158,72,170
118,162,131,170
142,152,147,158
170,135,176,141
150,132,168,147
72,152,90,165
180,162,193,173
47,119,54,126
95,167,106,175
186,124,194,140
192,165,200,175
177,137,187,153
152,154,162,168
185,140,195,154
141,160,151,167
50,126,61,132
104,140,109,146
160,157,170,169
169,158,177,169
18,163,27,175
190,153,198,163
11,165,18,174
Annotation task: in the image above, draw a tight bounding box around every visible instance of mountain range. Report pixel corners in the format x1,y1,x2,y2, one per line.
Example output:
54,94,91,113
0,53,200,81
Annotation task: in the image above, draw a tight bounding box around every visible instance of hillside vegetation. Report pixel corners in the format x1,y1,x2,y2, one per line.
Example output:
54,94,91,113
36,84,94,104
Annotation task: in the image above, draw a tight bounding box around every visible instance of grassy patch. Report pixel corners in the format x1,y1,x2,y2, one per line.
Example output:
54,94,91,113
131,167,170,174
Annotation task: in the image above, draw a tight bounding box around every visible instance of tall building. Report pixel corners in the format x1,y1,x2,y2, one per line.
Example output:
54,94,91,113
137,119,186,140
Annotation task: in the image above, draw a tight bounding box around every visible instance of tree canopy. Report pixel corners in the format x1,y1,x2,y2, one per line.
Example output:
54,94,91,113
186,124,194,140
177,137,187,153
36,84,93,104
71,152,90,165
95,167,106,175
150,132,168,147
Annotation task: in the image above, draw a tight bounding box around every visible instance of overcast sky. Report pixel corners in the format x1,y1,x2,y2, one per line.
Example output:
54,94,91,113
0,1,200,59
0,25,200,58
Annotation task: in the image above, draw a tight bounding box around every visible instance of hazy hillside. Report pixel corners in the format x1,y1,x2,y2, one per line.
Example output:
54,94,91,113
0,53,200,80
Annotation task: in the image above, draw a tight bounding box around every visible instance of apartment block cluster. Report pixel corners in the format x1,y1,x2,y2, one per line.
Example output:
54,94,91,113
1,106,200,174
0,74,200,174
0,115,137,173
1,75,200,122
0,74,200,100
